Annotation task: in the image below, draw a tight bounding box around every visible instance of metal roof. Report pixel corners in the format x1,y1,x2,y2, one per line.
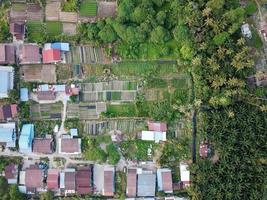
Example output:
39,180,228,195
0,66,14,98
137,173,156,197
20,88,29,102
51,42,70,51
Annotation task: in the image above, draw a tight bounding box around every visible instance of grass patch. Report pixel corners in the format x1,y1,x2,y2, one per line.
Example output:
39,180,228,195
111,92,121,100
80,0,97,16
124,82,137,90
27,21,44,42
105,103,137,117
62,0,78,12
46,21,62,37
248,27,263,50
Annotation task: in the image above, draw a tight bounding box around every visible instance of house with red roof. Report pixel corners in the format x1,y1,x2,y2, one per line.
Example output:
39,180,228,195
76,166,92,195
24,165,43,194
33,138,54,154
126,168,137,197
157,168,173,193
0,104,17,121
4,163,18,184
42,49,61,64
19,44,41,64
147,121,167,132
47,169,59,191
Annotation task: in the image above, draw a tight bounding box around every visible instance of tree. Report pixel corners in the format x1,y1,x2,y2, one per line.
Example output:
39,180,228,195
98,24,117,43
40,191,53,200
0,177,9,200
213,32,229,45
107,144,120,165
9,185,25,200
150,26,170,44
156,11,166,25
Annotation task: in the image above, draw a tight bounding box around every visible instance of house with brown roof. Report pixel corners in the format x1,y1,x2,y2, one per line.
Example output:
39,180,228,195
0,44,16,65
37,91,56,101
9,23,25,41
60,169,76,195
0,104,17,121
25,165,43,194
32,138,54,154
47,169,59,191
4,163,18,184
103,166,115,196
21,65,57,83
76,166,92,195
126,168,137,197
157,168,173,193
19,44,41,64
58,138,81,155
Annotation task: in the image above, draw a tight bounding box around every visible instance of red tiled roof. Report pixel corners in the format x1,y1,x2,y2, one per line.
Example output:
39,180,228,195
0,44,15,64
47,169,59,190
60,138,80,153
5,163,17,179
20,44,40,64
42,49,61,63
162,171,173,192
147,121,167,132
65,171,76,190
33,138,53,154
25,168,43,188
103,170,114,196
10,104,17,118
127,169,137,197
76,166,92,194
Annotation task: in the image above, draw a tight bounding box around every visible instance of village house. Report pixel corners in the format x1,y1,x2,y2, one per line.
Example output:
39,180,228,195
0,66,14,99
4,163,18,184
141,121,167,143
32,138,54,154
76,166,92,195
0,44,16,65
19,124,34,153
9,22,25,41
58,138,81,155
47,169,60,192
19,44,41,64
157,168,173,194
20,88,29,102
0,104,17,121
103,166,115,196
60,168,76,195
137,170,156,197
180,162,191,188
126,168,137,197
0,122,16,148
43,42,70,64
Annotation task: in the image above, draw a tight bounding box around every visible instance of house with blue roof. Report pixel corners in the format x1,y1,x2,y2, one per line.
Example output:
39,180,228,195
20,88,29,102
19,124,34,153
0,122,16,148
51,43,70,52
0,66,14,98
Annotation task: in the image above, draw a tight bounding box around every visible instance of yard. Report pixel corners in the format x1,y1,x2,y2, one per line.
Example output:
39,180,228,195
30,101,63,120
80,0,97,17
46,21,63,37
105,103,137,117
26,21,44,42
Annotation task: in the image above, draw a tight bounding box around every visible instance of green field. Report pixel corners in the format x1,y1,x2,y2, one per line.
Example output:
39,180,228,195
27,21,44,42
80,0,97,16
46,21,62,37
12,3,26,12
105,103,137,117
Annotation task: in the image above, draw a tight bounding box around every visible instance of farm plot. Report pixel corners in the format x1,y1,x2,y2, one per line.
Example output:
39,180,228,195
67,102,106,120
97,1,117,19
65,46,106,64
56,64,72,81
46,21,62,37
62,23,77,35
59,11,78,23
26,21,44,42
30,101,63,120
45,1,60,21
9,3,26,23
82,119,146,136
80,0,97,17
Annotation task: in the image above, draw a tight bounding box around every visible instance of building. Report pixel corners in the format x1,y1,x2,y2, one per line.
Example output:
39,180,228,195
19,124,34,153
126,168,137,197
37,91,56,101
199,141,211,158
4,163,18,184
0,44,16,64
47,169,59,191
0,104,17,121
180,162,190,188
0,66,14,98
20,88,29,102
76,166,92,195
147,121,167,132
51,42,70,51
103,166,115,196
42,49,61,63
137,172,156,197
32,138,53,154
70,128,78,137
241,23,252,38
0,122,16,148
19,44,41,64
60,168,76,195
24,165,43,194
9,23,25,40
141,131,166,143
58,138,81,154
157,168,173,193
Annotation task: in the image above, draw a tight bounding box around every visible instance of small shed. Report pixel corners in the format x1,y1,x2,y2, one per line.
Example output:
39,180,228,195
241,23,252,38
70,128,78,137
20,88,29,102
